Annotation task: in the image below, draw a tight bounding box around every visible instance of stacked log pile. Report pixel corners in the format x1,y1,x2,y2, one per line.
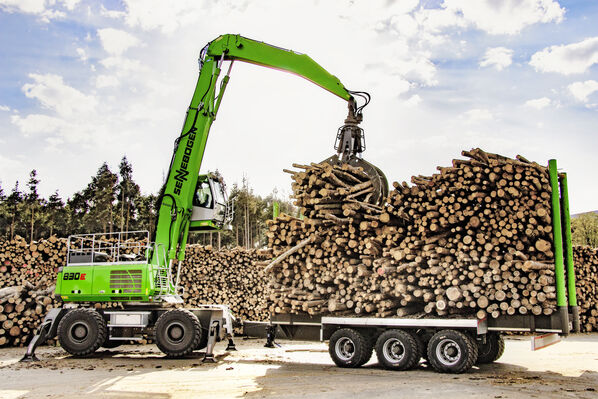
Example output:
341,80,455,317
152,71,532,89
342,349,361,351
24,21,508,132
267,149,560,320
0,235,65,286
573,245,598,332
0,278,57,346
180,245,270,321
379,149,557,319
267,161,397,316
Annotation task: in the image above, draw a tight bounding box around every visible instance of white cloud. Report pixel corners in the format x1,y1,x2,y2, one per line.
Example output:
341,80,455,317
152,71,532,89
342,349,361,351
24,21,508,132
444,0,565,35
0,0,45,14
404,94,422,107
480,47,514,70
97,28,141,56
95,75,119,88
524,97,552,109
118,0,236,33
568,80,598,102
461,108,494,123
0,0,66,22
530,37,598,75
11,113,69,136
0,154,23,177
101,5,126,19
76,47,87,62
21,73,98,117
0,105,10,112
58,0,80,11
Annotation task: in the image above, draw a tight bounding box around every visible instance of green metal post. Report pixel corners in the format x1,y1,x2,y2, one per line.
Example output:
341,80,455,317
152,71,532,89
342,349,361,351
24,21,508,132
273,201,280,219
548,159,569,335
559,172,580,333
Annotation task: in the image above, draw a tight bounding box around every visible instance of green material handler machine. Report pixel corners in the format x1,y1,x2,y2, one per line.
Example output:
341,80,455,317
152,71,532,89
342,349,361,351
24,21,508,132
21,34,388,361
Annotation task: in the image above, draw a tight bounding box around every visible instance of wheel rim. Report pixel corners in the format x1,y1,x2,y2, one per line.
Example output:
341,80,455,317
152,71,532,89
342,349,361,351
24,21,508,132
335,337,356,361
69,321,90,343
166,322,186,343
435,338,462,366
383,338,406,363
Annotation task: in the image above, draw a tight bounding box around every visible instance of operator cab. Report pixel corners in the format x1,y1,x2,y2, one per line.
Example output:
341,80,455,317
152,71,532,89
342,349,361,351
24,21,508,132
190,173,233,231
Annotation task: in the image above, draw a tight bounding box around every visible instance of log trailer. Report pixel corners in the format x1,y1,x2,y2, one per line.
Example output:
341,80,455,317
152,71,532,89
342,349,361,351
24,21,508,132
239,159,580,373
22,34,579,374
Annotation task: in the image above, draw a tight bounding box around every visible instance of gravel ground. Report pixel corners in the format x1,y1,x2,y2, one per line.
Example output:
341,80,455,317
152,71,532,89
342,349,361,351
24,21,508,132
0,334,597,398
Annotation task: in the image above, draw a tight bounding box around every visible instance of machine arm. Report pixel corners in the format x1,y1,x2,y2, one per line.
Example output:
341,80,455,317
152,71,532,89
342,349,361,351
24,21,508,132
152,34,363,269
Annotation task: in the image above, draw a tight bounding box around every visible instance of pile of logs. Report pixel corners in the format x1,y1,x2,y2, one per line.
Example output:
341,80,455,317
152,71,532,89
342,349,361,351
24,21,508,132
0,278,57,346
573,245,598,332
180,245,270,322
267,149,560,320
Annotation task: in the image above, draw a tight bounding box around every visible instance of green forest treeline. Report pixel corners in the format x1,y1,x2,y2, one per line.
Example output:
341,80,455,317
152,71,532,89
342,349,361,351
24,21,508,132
0,156,296,248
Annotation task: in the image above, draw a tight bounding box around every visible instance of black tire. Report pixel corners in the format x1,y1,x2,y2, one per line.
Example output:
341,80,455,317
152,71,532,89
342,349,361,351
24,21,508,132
357,332,375,366
195,313,210,351
154,309,201,358
329,328,369,368
476,333,505,364
427,329,478,373
57,308,107,357
375,329,420,371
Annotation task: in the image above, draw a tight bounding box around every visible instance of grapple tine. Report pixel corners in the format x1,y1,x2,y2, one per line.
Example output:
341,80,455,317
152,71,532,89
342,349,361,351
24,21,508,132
321,154,388,206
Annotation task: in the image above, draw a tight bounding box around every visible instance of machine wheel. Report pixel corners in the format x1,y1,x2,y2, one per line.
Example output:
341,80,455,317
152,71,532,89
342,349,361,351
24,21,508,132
375,329,420,371
427,330,478,374
154,309,201,358
476,333,505,364
329,328,369,368
357,331,375,366
57,308,107,357
194,313,210,351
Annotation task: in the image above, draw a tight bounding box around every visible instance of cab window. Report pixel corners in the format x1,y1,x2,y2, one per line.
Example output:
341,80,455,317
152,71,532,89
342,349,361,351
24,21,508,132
193,181,213,208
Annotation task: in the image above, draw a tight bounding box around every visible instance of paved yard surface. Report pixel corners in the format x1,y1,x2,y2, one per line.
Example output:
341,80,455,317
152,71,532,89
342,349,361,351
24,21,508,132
0,334,597,398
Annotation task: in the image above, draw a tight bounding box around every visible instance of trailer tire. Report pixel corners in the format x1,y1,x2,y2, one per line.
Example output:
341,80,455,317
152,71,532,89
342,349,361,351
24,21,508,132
427,329,478,373
375,329,420,371
357,332,375,366
411,331,425,365
155,309,201,358
329,328,369,368
57,308,107,357
476,333,505,364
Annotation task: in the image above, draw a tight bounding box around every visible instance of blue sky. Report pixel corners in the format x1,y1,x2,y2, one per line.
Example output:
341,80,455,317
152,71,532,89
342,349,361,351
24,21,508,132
0,0,597,213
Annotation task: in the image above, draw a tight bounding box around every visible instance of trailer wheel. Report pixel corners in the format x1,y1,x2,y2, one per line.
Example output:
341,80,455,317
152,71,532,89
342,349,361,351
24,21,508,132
476,333,505,364
375,329,420,371
154,309,201,358
427,330,478,373
329,328,369,368
412,332,425,365
357,332,375,366
57,308,107,357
